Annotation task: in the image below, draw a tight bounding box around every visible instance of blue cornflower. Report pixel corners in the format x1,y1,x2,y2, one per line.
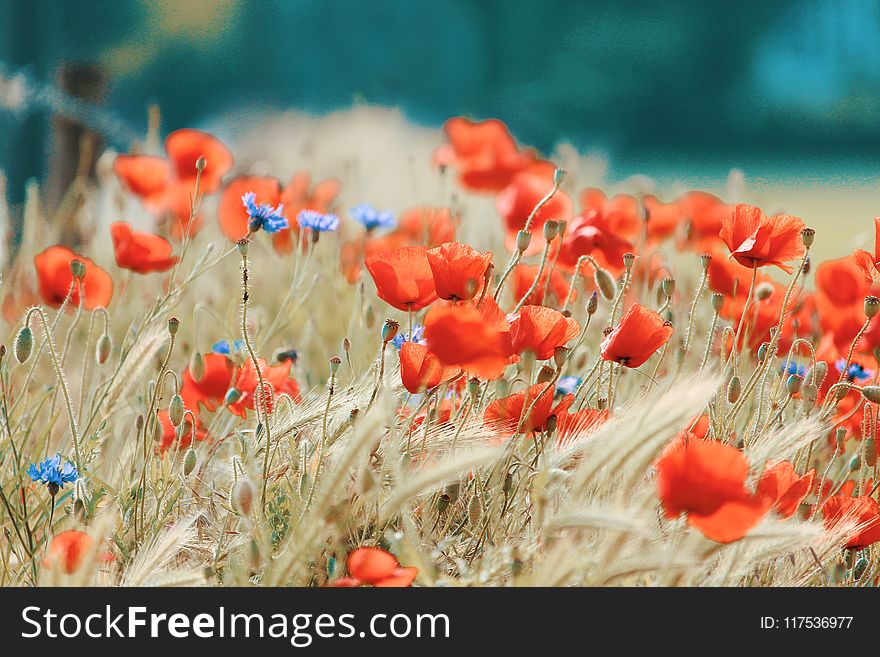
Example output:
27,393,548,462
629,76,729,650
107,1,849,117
556,375,581,397
392,325,425,350
241,192,288,234
836,359,873,383
28,454,78,492
781,361,807,378
212,339,246,355
350,204,395,232
297,209,340,233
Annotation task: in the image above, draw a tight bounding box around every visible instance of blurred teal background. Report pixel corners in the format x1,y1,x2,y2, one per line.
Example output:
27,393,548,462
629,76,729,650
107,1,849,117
2,0,880,204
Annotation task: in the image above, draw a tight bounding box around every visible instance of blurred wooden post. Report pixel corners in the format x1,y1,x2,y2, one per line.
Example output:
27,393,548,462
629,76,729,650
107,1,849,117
47,62,107,245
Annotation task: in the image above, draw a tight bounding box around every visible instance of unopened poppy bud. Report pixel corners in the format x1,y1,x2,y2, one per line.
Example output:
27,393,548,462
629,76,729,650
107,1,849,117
865,437,877,467
183,447,197,476
515,229,531,253
437,494,450,514
622,252,635,271
364,304,376,329
232,479,255,516
96,333,111,365
862,385,880,404
786,374,803,396
700,253,712,270
587,291,598,315
468,377,480,399
136,414,144,431
152,417,163,443
468,495,481,525
224,387,243,405
755,282,774,301
536,365,555,383
553,168,567,186
853,557,869,580
381,319,399,343
836,427,847,447
865,296,880,319
446,482,461,503
727,375,742,403
14,326,33,364
69,258,86,280
329,356,341,375
546,414,557,434
711,292,724,313
543,220,559,241
800,227,815,248
808,361,828,386
757,343,769,362
801,384,817,410
169,394,184,426
167,317,180,336
849,454,861,471
190,350,205,381
236,238,249,257
661,277,675,298
594,268,616,300
502,472,514,494
195,155,207,172
553,346,568,368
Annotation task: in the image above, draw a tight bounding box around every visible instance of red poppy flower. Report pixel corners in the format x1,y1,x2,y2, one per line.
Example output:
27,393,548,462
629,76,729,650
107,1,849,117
816,256,872,352
333,547,417,587
426,242,493,302
227,358,301,418
181,353,235,414
399,341,462,394
497,168,573,253
114,129,233,239
435,117,541,192
272,171,341,254
155,409,205,452
656,435,772,543
509,305,580,360
823,494,880,550
218,175,282,242
512,262,575,306
365,246,439,311
555,408,609,445
677,191,730,249
579,189,642,242
110,221,178,274
600,304,672,368
642,194,682,244
853,217,880,283
398,206,457,247
484,383,573,434
720,204,805,272
757,461,815,519
46,530,95,574
424,304,512,380
558,208,634,274
34,245,113,310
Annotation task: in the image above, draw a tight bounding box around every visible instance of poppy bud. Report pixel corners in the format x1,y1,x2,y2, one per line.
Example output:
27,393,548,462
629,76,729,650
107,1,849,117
849,454,861,471
136,414,145,431
364,304,376,329
800,227,815,248
329,356,342,375
224,387,243,406
232,479,255,516
96,333,111,365
546,414,557,434
190,350,205,382
863,386,880,404
700,253,712,270
152,417,163,443
236,238,250,257
515,229,531,254
711,293,724,313
865,437,877,468
437,494,450,514
801,384,817,411
853,557,869,580
381,319,399,343
543,220,559,241
167,317,180,336
587,291,598,316
807,361,827,386
446,482,461,503
553,346,568,368
865,296,880,319
468,495,481,525
553,168,567,186
195,155,207,172
169,394,185,427
468,377,480,399
727,375,742,403
622,252,635,271
786,375,803,396
14,326,33,364
342,337,351,353
594,268,616,300
536,365,555,383
661,278,676,298
183,447,197,476
69,258,86,280
836,427,847,447
755,282,774,301
757,343,769,362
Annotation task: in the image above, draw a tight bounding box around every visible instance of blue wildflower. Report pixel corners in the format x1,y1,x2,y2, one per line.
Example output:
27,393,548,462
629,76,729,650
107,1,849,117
211,339,246,355
556,375,581,397
836,359,873,383
241,192,288,234
28,454,78,493
392,325,425,350
350,204,395,232
781,361,807,378
297,209,340,233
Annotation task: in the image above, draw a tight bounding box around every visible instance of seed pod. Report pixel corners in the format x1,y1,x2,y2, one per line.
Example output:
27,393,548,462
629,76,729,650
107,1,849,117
236,238,250,257
516,229,532,253
727,375,742,403
69,258,86,280
543,220,559,241
468,377,481,399
622,252,635,271
189,350,205,381
865,296,880,319
167,317,180,336
468,495,482,525
700,253,712,270
711,292,724,313
586,291,598,316
329,356,342,375
553,346,568,368
800,227,815,248
536,365,555,384
836,427,847,447
594,268,616,300
554,168,567,185
661,278,676,298
183,447,197,476
381,319,399,343
14,326,33,364
95,333,111,365
786,375,803,396
232,479,255,516
755,282,774,301
169,394,185,427
863,386,880,404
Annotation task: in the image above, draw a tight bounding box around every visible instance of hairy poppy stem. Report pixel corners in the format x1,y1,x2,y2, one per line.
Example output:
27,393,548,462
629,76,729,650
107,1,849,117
514,238,552,314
